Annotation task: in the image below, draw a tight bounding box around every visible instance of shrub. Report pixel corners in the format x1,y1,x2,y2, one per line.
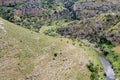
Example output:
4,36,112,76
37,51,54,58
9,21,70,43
90,72,98,80
87,62,94,72
44,29,60,37
44,29,54,35
87,62,99,80
72,42,75,45
54,53,57,57
79,43,82,46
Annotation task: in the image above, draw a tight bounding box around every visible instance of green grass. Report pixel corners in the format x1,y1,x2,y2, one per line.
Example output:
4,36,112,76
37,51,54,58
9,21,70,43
76,73,85,80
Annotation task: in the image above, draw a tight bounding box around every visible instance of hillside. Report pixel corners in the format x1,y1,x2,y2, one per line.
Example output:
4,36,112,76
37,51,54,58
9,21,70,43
57,13,120,79
0,18,105,80
0,0,120,80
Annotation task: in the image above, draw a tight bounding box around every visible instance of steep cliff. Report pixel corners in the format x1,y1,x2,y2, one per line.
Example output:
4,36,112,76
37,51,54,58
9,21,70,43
0,0,2,6
14,0,44,15
0,0,25,6
57,13,120,46
71,0,120,20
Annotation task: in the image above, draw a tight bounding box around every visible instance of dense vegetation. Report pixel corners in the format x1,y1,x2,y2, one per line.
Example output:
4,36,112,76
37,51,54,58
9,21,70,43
100,44,120,78
87,62,101,80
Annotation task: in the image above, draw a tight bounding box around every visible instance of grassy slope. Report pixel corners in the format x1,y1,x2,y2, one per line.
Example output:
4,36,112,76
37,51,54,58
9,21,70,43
113,45,120,55
0,18,104,80
109,21,120,55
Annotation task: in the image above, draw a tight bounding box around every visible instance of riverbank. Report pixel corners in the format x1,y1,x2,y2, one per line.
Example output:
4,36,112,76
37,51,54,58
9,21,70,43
81,40,115,80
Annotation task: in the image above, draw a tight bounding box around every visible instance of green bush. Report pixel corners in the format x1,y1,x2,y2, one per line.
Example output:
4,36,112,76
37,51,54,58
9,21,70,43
44,29,60,37
87,62,95,72
87,62,99,80
90,72,98,80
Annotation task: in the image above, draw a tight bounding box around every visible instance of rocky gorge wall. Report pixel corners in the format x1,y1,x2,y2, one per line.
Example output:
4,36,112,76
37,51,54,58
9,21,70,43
0,0,44,16
57,14,120,46
0,0,25,6
14,0,44,16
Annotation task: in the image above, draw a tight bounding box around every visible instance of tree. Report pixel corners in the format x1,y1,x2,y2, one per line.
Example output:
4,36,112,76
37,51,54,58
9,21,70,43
41,0,56,8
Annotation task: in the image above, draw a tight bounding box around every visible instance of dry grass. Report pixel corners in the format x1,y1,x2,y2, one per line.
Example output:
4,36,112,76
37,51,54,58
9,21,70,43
0,18,104,80
113,45,120,55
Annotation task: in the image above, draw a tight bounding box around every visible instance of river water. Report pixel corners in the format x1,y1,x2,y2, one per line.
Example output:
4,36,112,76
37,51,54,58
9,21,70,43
99,57,115,80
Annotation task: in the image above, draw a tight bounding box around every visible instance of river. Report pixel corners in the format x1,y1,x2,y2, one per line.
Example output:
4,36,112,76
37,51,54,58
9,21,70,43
99,56,115,80
81,40,115,80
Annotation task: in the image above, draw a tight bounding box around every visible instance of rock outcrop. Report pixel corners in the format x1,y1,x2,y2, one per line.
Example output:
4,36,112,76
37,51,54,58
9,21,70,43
0,0,2,6
72,1,118,20
13,0,44,16
57,14,120,46
0,0,44,16
0,0,25,6
49,9,70,20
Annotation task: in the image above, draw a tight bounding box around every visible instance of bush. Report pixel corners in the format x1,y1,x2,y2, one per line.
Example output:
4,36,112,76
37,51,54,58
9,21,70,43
87,62,99,80
44,29,54,35
87,62,95,72
90,72,98,80
79,43,82,46
101,44,113,56
44,29,61,37
54,53,57,57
